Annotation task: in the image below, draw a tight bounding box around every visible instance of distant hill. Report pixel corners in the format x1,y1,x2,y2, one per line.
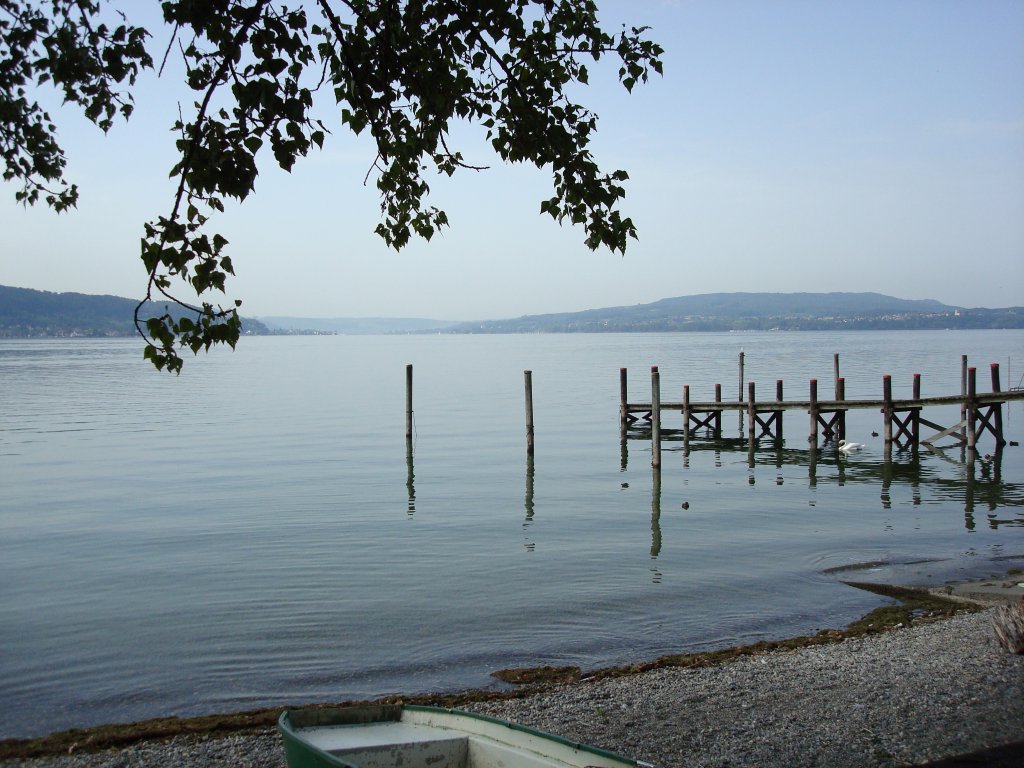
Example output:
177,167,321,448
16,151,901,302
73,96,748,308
0,285,269,338
449,292,1024,333
259,316,458,334
3,286,1022,338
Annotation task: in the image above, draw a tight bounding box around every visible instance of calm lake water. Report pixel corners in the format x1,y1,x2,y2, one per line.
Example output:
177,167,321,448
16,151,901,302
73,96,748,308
2,331,1023,739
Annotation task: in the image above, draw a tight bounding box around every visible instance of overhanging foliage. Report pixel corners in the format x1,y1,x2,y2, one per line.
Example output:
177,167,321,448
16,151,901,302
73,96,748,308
2,0,662,371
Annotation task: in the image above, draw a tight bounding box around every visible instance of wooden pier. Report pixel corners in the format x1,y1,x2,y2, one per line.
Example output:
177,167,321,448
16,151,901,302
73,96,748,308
620,360,1022,466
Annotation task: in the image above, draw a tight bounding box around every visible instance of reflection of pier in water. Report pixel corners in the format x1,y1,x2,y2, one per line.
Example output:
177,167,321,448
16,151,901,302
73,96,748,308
622,432,1022,532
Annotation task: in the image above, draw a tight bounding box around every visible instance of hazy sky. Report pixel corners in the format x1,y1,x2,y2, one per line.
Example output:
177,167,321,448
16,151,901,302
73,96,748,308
2,0,1023,320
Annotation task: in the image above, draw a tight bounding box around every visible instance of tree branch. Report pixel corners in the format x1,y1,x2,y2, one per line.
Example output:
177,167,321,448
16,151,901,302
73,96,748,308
135,0,272,338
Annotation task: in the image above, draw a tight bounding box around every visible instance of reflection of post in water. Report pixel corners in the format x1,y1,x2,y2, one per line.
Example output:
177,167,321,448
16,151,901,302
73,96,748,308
406,440,415,517
910,451,922,505
964,449,976,530
523,455,535,551
835,457,847,487
620,434,628,472
879,456,893,509
962,448,1006,529
772,443,785,485
650,465,662,559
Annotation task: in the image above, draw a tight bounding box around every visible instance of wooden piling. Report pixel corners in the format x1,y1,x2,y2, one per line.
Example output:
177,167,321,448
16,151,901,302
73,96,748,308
524,370,535,456
683,384,691,452
912,373,922,448
683,384,691,431
833,353,840,399
747,381,757,447
991,363,1005,448
836,377,846,441
883,375,894,446
714,383,723,435
776,379,785,442
738,351,745,402
651,366,661,468
809,379,819,449
960,355,968,443
967,367,977,451
405,364,414,441
738,351,745,434
619,368,628,439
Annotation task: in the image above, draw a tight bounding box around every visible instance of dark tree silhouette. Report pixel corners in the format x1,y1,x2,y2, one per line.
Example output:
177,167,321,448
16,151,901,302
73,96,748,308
2,1,662,371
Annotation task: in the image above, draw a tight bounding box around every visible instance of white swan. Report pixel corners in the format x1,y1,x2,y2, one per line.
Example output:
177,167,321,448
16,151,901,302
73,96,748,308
838,439,864,453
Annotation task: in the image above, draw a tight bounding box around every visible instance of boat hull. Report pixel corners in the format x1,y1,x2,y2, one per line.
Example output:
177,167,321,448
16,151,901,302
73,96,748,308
278,704,650,768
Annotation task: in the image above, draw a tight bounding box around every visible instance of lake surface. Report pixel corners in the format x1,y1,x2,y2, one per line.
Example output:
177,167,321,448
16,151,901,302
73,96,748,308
2,330,1023,739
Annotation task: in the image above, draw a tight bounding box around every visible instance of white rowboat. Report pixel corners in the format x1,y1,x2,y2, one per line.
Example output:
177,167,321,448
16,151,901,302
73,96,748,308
278,704,657,768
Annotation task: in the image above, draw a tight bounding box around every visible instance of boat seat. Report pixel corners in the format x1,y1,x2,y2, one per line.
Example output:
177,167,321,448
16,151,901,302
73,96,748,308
306,721,468,768
331,736,468,768
301,718,599,768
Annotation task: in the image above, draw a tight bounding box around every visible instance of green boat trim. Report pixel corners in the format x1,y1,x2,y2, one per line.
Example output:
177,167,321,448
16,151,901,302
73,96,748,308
279,703,655,768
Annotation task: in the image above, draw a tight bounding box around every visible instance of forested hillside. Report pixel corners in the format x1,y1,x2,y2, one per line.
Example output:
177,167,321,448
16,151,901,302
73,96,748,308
450,292,1023,333
0,286,268,337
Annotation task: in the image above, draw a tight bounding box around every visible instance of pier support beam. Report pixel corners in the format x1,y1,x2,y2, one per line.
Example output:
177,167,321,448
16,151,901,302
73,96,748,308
808,378,845,444
747,380,783,441
967,364,1008,451
683,384,722,437
887,373,924,450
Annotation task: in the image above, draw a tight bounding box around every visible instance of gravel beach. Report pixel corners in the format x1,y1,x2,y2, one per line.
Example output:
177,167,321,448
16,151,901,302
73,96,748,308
4,607,1022,768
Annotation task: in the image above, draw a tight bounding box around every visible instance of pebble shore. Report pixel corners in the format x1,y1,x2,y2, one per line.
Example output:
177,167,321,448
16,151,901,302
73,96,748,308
4,609,1022,768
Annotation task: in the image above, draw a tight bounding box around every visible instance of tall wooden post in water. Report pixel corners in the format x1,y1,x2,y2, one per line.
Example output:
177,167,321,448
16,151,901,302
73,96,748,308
405,364,414,442
836,377,846,442
651,366,661,468
960,355,968,443
776,379,785,442
714,383,723,436
524,370,535,457
882,375,894,447
991,363,1005,449
738,351,745,435
746,381,757,449
966,367,978,451
912,373,922,448
808,379,819,449
682,384,691,454
619,368,629,440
